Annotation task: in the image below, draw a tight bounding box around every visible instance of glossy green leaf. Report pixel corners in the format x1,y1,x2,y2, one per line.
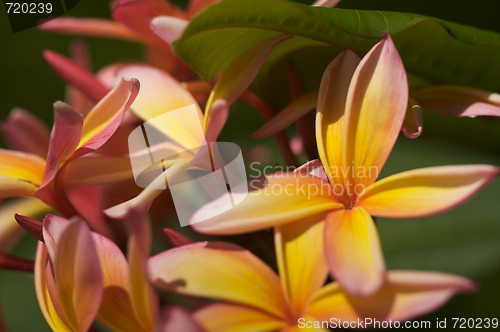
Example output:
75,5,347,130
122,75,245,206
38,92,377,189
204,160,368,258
175,0,500,108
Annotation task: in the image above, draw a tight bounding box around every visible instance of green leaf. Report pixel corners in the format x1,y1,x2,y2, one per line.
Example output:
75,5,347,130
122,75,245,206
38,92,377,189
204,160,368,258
175,0,500,108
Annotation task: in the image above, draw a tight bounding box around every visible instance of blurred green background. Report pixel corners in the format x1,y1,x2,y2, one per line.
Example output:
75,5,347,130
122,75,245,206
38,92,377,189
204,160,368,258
1,0,500,331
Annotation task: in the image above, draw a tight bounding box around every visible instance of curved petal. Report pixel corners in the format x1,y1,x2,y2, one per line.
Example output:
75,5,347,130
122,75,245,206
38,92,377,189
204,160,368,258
204,34,292,130
161,306,206,332
192,174,342,235
126,208,158,331
358,165,499,218
92,232,147,332
194,303,286,332
43,50,109,102
251,91,318,139
1,108,50,158
204,99,229,144
148,242,289,319
412,85,500,117
401,97,423,139
275,216,328,317
0,149,45,186
98,64,204,150
64,154,134,186
113,0,176,49
0,149,45,198
35,243,73,332
77,78,140,153
151,16,189,45
342,33,408,191
39,18,141,41
315,49,360,187
53,220,103,332
324,207,385,297
0,175,40,199
15,213,44,243
51,102,84,164
38,102,83,206
307,270,478,322
66,40,93,116
163,228,194,247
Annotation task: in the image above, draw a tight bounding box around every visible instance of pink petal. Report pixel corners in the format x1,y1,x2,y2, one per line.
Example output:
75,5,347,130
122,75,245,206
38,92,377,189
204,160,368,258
151,16,189,45
14,213,44,243
52,219,103,331
76,78,140,156
66,40,93,117
308,270,478,322
163,228,194,247
148,241,289,319
42,214,71,261
342,33,408,190
412,85,500,117
39,17,141,41
43,50,109,102
359,164,499,219
250,91,318,139
113,0,176,49
51,102,83,163
0,108,50,158
324,207,385,297
203,99,229,144
64,154,134,186
39,102,83,194
161,306,206,332
126,208,158,330
65,185,116,242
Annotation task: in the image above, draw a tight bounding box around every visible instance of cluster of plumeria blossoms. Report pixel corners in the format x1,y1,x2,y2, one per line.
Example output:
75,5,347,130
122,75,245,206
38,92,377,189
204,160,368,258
2,0,500,331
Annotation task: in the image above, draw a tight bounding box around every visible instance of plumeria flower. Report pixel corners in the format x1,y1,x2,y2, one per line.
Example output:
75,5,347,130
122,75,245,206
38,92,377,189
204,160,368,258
149,220,478,332
187,34,499,297
0,78,139,220
32,209,156,332
39,33,293,219
29,208,208,332
38,0,224,80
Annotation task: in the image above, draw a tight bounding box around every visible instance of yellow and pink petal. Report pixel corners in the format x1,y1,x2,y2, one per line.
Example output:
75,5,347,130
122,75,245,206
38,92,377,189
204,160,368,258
307,270,478,322
324,207,385,297
148,241,289,320
358,164,499,218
